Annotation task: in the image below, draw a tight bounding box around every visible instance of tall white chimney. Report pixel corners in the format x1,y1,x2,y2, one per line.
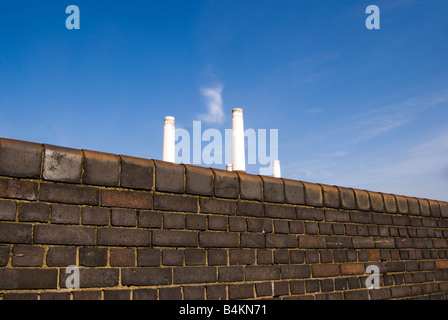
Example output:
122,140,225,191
273,160,281,178
163,116,175,163
232,108,246,172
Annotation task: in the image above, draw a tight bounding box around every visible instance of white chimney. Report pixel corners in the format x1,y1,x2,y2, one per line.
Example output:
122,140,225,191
163,116,175,163
226,164,233,171
232,108,246,172
273,160,281,178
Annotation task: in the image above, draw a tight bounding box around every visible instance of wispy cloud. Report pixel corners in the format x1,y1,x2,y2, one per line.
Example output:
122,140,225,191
198,85,225,124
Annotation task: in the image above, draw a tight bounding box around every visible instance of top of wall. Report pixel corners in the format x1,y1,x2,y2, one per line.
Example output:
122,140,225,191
0,137,447,218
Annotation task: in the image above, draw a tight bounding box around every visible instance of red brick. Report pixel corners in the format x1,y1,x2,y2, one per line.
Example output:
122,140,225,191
0,178,38,201
102,189,152,209
262,175,285,203
312,264,339,277
97,227,151,246
39,182,99,205
185,164,213,196
120,155,153,190
34,225,95,245
154,160,185,193
0,138,42,179
435,260,448,269
303,182,323,207
340,263,364,275
43,144,82,183
0,222,32,244
238,172,262,201
83,149,119,186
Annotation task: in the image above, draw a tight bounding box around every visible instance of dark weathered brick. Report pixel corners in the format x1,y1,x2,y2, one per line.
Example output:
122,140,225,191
199,232,239,248
200,198,235,215
102,189,152,210
218,266,244,282
238,172,262,201
283,179,305,205
0,222,32,244
0,269,58,290
60,268,118,288
382,193,397,213
372,213,392,225
184,286,205,300
229,216,246,232
97,227,150,246
43,145,82,183
229,249,255,265
82,206,109,226
3,293,38,300
304,222,318,235
344,290,369,300
266,234,297,248
262,176,285,203
418,198,431,216
51,204,79,224
79,247,107,266
0,138,42,179
374,238,395,249
185,214,206,230
83,150,119,186
326,236,352,249
46,247,76,267
256,282,273,297
111,208,137,227
163,212,186,229
159,287,182,300
185,164,213,196
0,178,38,201
0,199,16,221
352,237,374,249
153,230,197,247
208,215,227,231
408,197,421,215
104,290,131,300
208,250,228,266
303,182,323,207
213,169,239,199
280,265,311,279
353,189,370,211
296,207,324,221
137,249,160,267
12,246,44,267
154,193,197,212
290,221,304,234
162,249,184,266
245,265,280,281
241,233,265,248
395,195,409,214
174,267,217,284
368,191,384,213
237,201,264,217
110,248,135,267
72,291,102,300
0,245,10,266
325,209,349,223
298,235,326,249
228,283,254,299
322,184,340,208
439,202,448,218
247,218,272,233
133,289,157,300
265,204,295,219
138,210,162,228
18,202,49,222
428,200,441,217
340,263,364,275
274,220,290,234
154,160,185,193
206,284,227,300
122,268,171,286
185,249,206,266
39,183,99,205
34,225,95,245
338,187,356,210
120,155,153,190
40,292,71,300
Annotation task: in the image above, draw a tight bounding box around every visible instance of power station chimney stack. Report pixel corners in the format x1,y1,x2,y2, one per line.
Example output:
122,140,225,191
273,160,281,178
232,108,246,172
163,116,175,163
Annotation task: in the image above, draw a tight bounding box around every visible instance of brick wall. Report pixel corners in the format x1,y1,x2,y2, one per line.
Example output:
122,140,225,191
0,137,447,300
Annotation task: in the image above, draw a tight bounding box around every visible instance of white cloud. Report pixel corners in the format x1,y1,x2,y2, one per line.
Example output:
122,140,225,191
198,85,225,124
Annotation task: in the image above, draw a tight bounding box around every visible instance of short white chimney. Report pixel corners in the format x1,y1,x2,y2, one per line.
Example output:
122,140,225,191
232,108,246,172
226,164,233,171
273,160,281,178
163,116,175,163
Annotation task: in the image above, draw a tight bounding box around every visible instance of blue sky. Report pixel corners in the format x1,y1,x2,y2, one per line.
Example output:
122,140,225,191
1,1,447,201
